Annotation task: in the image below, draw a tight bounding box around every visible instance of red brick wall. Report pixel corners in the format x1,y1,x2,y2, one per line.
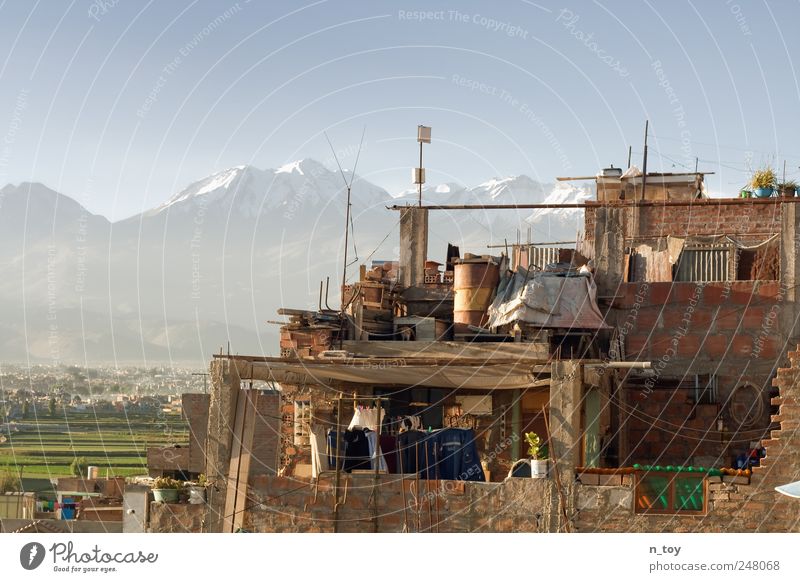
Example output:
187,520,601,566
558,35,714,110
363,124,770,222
612,281,783,466
585,200,782,240
637,202,781,238
616,281,784,363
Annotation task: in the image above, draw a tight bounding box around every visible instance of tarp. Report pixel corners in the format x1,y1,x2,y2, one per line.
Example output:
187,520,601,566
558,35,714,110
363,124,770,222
485,268,609,330
252,361,547,390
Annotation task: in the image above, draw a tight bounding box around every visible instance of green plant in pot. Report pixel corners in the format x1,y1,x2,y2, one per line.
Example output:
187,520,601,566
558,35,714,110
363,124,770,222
778,179,798,198
525,432,550,478
152,476,182,503
751,167,777,198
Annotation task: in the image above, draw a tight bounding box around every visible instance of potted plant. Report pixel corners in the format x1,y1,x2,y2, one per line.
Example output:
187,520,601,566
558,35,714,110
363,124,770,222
751,167,776,198
187,474,207,504
152,476,182,503
778,180,798,198
525,432,549,478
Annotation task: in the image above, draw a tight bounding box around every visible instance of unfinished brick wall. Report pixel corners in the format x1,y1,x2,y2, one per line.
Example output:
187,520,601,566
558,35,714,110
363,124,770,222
611,281,782,466
637,202,781,238
247,390,282,480
578,347,800,532
617,281,784,363
584,201,782,241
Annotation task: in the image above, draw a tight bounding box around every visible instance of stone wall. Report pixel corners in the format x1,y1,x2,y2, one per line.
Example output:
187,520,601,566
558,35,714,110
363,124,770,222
243,474,561,533
183,393,210,474
149,502,206,533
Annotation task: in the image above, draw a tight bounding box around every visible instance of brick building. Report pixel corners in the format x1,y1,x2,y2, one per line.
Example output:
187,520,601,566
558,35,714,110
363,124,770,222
151,168,800,533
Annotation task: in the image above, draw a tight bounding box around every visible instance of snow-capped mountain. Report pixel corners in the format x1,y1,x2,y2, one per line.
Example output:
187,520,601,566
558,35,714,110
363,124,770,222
146,159,390,219
0,161,592,364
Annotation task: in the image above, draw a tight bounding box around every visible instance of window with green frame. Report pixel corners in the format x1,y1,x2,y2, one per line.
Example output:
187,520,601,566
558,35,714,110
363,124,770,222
634,471,707,515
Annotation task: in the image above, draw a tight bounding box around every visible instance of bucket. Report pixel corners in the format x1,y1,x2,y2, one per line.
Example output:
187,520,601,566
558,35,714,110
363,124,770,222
188,486,206,505
152,489,179,503
531,459,549,479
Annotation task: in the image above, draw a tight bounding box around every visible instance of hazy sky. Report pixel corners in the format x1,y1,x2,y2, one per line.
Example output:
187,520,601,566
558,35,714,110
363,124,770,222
1,0,799,220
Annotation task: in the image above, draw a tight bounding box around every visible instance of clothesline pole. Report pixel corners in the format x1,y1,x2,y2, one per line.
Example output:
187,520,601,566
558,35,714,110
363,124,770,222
333,396,343,533
372,396,381,533
425,442,433,532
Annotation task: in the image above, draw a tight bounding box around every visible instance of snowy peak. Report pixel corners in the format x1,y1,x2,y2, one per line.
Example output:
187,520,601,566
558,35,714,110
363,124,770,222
275,158,329,176
469,174,548,202
526,181,593,224
147,159,392,220
156,165,251,212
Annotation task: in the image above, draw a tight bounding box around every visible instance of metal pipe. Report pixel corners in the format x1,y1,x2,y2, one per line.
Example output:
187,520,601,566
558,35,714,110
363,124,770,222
389,197,800,211
584,361,652,369
511,389,521,462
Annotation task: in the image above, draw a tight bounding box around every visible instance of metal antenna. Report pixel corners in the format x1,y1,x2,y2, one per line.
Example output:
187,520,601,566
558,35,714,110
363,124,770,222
324,127,366,313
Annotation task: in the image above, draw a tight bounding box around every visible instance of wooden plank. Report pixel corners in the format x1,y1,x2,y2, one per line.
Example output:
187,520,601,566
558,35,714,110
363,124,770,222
222,385,248,533
340,340,549,360
232,391,257,532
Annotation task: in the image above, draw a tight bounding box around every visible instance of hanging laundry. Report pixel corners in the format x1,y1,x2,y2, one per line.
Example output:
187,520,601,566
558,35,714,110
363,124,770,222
309,426,327,478
348,406,381,431
364,429,388,472
342,428,372,472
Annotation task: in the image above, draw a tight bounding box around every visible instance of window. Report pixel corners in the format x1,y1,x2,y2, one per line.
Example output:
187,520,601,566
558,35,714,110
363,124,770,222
293,401,311,447
634,471,707,515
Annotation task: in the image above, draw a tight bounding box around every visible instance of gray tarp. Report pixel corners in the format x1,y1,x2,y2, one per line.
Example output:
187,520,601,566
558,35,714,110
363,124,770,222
485,269,608,330
253,361,547,390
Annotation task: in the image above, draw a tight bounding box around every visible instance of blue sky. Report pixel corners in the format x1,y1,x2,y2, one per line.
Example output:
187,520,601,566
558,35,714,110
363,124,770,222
1,0,799,220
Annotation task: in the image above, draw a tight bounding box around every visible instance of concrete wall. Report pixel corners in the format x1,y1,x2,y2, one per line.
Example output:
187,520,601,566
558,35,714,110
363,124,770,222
122,484,150,533
0,493,35,519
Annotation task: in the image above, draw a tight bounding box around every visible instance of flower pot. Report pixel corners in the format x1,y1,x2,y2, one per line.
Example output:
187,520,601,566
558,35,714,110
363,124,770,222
781,187,796,198
152,488,179,503
754,187,774,198
530,459,549,479
188,486,206,504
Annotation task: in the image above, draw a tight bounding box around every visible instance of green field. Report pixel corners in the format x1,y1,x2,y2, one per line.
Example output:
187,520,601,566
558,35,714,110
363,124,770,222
0,410,188,479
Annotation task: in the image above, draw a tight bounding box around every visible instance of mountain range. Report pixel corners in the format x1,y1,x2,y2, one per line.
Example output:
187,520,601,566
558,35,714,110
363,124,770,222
0,159,591,365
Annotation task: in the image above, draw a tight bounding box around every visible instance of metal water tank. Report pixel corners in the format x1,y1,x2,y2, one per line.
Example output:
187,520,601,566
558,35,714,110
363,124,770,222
453,260,500,332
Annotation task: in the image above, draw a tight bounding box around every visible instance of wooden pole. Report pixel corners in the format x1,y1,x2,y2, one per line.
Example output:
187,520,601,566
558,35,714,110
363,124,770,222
333,396,343,533
542,405,572,533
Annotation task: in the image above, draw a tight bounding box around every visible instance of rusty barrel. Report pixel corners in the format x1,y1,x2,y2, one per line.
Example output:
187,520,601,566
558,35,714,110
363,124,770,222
453,260,500,332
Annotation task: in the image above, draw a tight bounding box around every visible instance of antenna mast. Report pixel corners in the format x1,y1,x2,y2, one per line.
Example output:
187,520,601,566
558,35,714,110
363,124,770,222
415,125,431,206
325,127,366,314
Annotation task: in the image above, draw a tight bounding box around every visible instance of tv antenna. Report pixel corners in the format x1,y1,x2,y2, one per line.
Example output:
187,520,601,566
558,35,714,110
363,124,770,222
324,126,366,313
